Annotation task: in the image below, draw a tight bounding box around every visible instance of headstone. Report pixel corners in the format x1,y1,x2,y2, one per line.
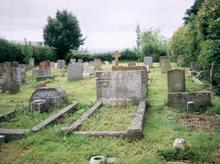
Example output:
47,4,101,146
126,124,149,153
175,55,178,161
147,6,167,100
112,51,120,66
167,69,185,92
39,60,50,69
32,68,53,81
50,62,55,67
29,58,35,68
187,101,196,112
77,59,83,65
104,61,109,65
94,58,102,71
96,70,147,104
57,60,66,68
83,63,94,75
177,55,184,66
12,67,25,84
160,56,171,73
29,87,68,112
144,56,153,67
67,64,83,80
173,138,187,150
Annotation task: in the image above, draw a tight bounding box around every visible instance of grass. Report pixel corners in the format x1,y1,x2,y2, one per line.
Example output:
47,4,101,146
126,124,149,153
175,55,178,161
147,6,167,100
79,104,137,131
0,62,220,163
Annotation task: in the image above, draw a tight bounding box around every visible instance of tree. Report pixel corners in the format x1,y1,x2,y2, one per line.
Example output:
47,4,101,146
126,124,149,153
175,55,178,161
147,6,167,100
43,10,84,59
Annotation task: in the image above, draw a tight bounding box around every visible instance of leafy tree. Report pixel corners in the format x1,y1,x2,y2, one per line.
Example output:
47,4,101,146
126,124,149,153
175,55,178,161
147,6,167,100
138,28,167,61
21,43,33,64
43,10,84,59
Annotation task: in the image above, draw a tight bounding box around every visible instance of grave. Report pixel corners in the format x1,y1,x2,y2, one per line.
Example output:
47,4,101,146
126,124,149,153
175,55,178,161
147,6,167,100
112,51,120,66
39,60,50,69
160,56,171,73
70,59,76,64
144,56,153,67
94,58,102,71
50,62,55,67
12,67,25,85
167,69,185,92
83,63,94,75
57,60,66,68
29,87,68,112
67,63,83,80
32,68,53,81
77,59,83,65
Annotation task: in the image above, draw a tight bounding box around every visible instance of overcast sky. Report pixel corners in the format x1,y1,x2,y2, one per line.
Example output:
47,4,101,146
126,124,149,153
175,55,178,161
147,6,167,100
0,0,194,52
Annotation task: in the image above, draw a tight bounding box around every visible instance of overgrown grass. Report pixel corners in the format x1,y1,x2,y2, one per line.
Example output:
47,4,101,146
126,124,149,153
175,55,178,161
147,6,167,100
79,104,137,131
0,63,220,163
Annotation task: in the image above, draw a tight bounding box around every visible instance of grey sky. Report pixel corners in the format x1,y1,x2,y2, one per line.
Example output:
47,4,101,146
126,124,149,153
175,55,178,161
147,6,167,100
0,0,194,52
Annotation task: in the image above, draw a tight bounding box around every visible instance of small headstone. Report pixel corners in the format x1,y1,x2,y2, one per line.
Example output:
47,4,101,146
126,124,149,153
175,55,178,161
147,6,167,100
77,59,83,65
94,58,102,71
167,69,185,92
67,64,83,80
70,59,76,64
12,67,25,85
112,51,120,66
57,60,66,68
50,62,55,67
160,56,171,73
173,138,187,150
187,101,196,112
29,87,68,112
144,56,153,67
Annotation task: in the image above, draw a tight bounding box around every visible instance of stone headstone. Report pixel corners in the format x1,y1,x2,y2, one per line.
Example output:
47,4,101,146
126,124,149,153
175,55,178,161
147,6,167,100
12,67,25,84
32,68,53,81
57,60,66,68
83,63,94,75
29,58,35,68
67,63,83,80
144,56,153,67
94,58,102,71
77,59,83,65
160,56,171,73
167,69,185,92
29,87,68,112
39,60,50,70
96,70,147,104
112,51,120,66
187,101,196,112
104,61,109,65
50,62,55,67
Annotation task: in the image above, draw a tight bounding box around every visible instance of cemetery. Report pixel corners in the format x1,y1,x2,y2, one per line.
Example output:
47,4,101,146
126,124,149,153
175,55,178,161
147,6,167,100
0,1,220,163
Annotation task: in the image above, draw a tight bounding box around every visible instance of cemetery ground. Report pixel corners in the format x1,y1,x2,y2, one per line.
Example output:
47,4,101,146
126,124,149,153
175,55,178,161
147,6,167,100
0,63,220,163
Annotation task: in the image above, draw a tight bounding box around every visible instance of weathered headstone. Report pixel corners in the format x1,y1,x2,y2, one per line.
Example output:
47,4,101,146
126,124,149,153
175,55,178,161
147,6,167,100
50,62,55,67
112,51,120,66
67,64,83,80
57,60,66,68
29,87,68,112
70,59,76,64
96,70,147,104
144,56,153,67
32,68,53,81
160,56,171,73
94,58,102,71
77,59,83,65
167,69,185,92
83,63,94,75
12,67,25,84
39,60,50,69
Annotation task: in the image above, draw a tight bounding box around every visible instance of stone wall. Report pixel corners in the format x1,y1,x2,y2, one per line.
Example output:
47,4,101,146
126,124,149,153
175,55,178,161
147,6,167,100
168,91,212,109
96,70,147,104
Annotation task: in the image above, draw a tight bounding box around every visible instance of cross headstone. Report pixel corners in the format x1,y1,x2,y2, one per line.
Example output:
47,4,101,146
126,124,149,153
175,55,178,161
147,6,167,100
112,51,121,66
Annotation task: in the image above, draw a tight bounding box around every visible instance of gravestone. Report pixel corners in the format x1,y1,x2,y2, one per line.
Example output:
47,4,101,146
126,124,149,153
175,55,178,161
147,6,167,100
112,51,120,66
167,69,185,92
177,55,184,66
50,62,55,67
39,60,50,69
12,67,25,84
77,59,83,65
32,68,53,81
94,58,102,71
144,56,153,67
83,63,94,75
57,60,66,68
160,56,171,73
29,87,68,112
104,61,109,65
67,64,83,80
96,70,147,104
29,58,35,68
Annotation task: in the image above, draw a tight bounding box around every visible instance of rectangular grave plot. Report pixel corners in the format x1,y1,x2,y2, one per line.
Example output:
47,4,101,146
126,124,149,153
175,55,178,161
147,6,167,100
78,104,138,131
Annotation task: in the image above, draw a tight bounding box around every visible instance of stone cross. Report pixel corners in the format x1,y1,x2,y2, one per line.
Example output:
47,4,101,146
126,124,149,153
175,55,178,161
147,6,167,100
113,51,121,66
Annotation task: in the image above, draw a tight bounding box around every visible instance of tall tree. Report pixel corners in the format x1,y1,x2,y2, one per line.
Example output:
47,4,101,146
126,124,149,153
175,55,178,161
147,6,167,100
43,10,84,59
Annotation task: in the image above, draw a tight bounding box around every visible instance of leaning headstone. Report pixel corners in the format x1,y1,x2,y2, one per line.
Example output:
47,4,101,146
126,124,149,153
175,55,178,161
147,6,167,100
94,58,102,71
29,87,68,112
112,51,120,66
57,60,66,68
167,69,185,92
160,56,171,73
144,56,153,67
67,64,83,80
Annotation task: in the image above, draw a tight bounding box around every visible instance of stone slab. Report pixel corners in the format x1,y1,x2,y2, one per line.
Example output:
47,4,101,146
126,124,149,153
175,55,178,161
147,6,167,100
0,128,30,140
127,100,146,139
192,77,203,85
74,131,127,137
32,102,78,132
61,101,103,133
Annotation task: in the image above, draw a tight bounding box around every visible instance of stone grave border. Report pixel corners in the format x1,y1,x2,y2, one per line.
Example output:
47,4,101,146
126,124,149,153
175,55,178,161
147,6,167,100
0,102,78,142
61,100,146,139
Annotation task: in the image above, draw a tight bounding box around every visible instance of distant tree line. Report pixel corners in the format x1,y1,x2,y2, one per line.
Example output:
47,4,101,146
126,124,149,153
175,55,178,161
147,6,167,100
167,0,220,69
